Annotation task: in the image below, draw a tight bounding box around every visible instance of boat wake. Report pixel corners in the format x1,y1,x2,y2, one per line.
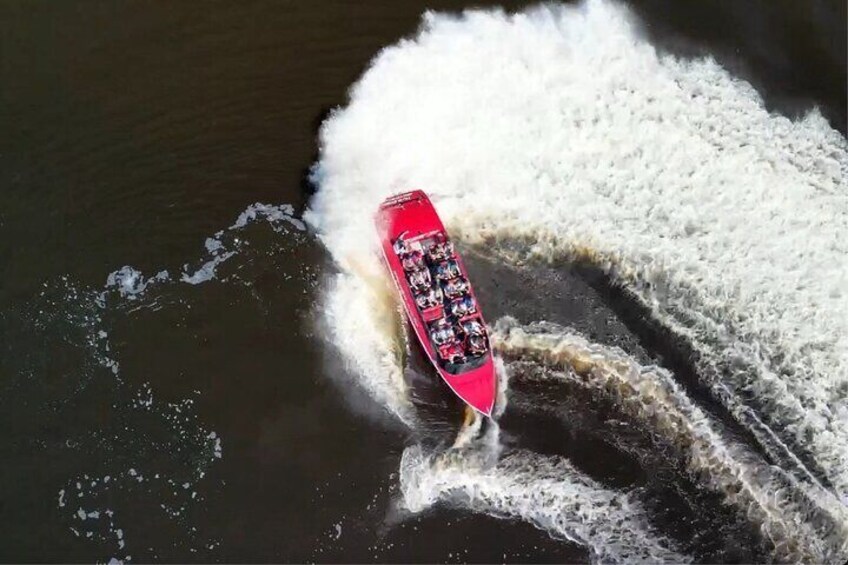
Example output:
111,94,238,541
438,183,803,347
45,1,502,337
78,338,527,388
400,443,688,564
491,317,848,562
305,0,848,561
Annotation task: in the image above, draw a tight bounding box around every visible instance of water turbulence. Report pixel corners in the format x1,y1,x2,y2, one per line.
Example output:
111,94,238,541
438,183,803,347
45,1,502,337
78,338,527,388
492,317,848,561
400,444,687,563
306,0,848,561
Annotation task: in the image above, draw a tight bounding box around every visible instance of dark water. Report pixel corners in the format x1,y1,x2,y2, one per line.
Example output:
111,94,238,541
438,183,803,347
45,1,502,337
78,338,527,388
1,1,845,562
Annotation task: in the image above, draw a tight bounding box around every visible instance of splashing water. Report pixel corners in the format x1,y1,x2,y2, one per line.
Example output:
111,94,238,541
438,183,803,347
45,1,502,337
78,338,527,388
305,0,848,560
400,444,688,564
307,0,848,499
491,317,848,562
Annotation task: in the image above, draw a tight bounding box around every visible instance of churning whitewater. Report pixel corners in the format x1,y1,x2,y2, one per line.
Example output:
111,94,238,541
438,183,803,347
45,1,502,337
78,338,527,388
305,0,848,561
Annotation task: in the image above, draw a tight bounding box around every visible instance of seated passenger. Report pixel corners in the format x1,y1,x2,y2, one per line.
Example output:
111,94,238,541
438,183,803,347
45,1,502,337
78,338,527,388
393,238,407,256
461,319,485,337
401,250,425,271
435,260,461,281
407,268,431,292
439,342,466,365
466,334,488,356
430,320,455,346
449,295,477,318
415,288,440,310
442,277,469,299
427,235,454,262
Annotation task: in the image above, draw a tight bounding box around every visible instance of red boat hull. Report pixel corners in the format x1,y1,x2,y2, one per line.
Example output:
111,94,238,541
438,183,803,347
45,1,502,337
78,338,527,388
375,190,496,416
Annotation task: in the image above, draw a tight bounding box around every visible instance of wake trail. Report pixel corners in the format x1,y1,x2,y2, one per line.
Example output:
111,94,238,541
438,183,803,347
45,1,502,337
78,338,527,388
400,443,689,564
492,317,848,562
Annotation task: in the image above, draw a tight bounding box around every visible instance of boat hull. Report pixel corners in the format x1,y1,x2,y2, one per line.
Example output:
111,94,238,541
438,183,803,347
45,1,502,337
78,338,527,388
375,190,496,416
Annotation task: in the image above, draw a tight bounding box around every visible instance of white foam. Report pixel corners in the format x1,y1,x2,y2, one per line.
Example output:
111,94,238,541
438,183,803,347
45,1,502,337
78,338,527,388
181,251,237,285
181,202,303,284
400,445,688,563
320,271,414,425
230,202,306,232
101,202,303,294
306,0,848,499
104,267,169,299
492,317,848,562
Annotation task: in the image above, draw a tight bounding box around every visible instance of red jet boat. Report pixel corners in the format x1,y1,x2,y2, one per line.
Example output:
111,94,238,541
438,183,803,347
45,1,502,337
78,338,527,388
375,190,496,416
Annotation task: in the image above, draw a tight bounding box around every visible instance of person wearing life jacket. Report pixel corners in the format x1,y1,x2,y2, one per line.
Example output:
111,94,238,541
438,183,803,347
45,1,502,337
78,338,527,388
401,250,425,271
407,268,431,292
442,277,469,299
450,295,477,318
461,318,485,337
466,333,488,356
435,259,461,281
430,319,455,346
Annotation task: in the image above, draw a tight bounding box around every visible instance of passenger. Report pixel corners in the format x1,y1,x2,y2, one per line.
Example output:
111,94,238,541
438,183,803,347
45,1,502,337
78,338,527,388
401,250,425,271
467,334,488,355
461,319,485,337
408,268,431,292
439,342,465,365
443,277,469,299
393,238,407,256
415,289,440,310
435,260,461,281
428,235,454,262
430,320,455,345
450,295,477,318
439,239,454,258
